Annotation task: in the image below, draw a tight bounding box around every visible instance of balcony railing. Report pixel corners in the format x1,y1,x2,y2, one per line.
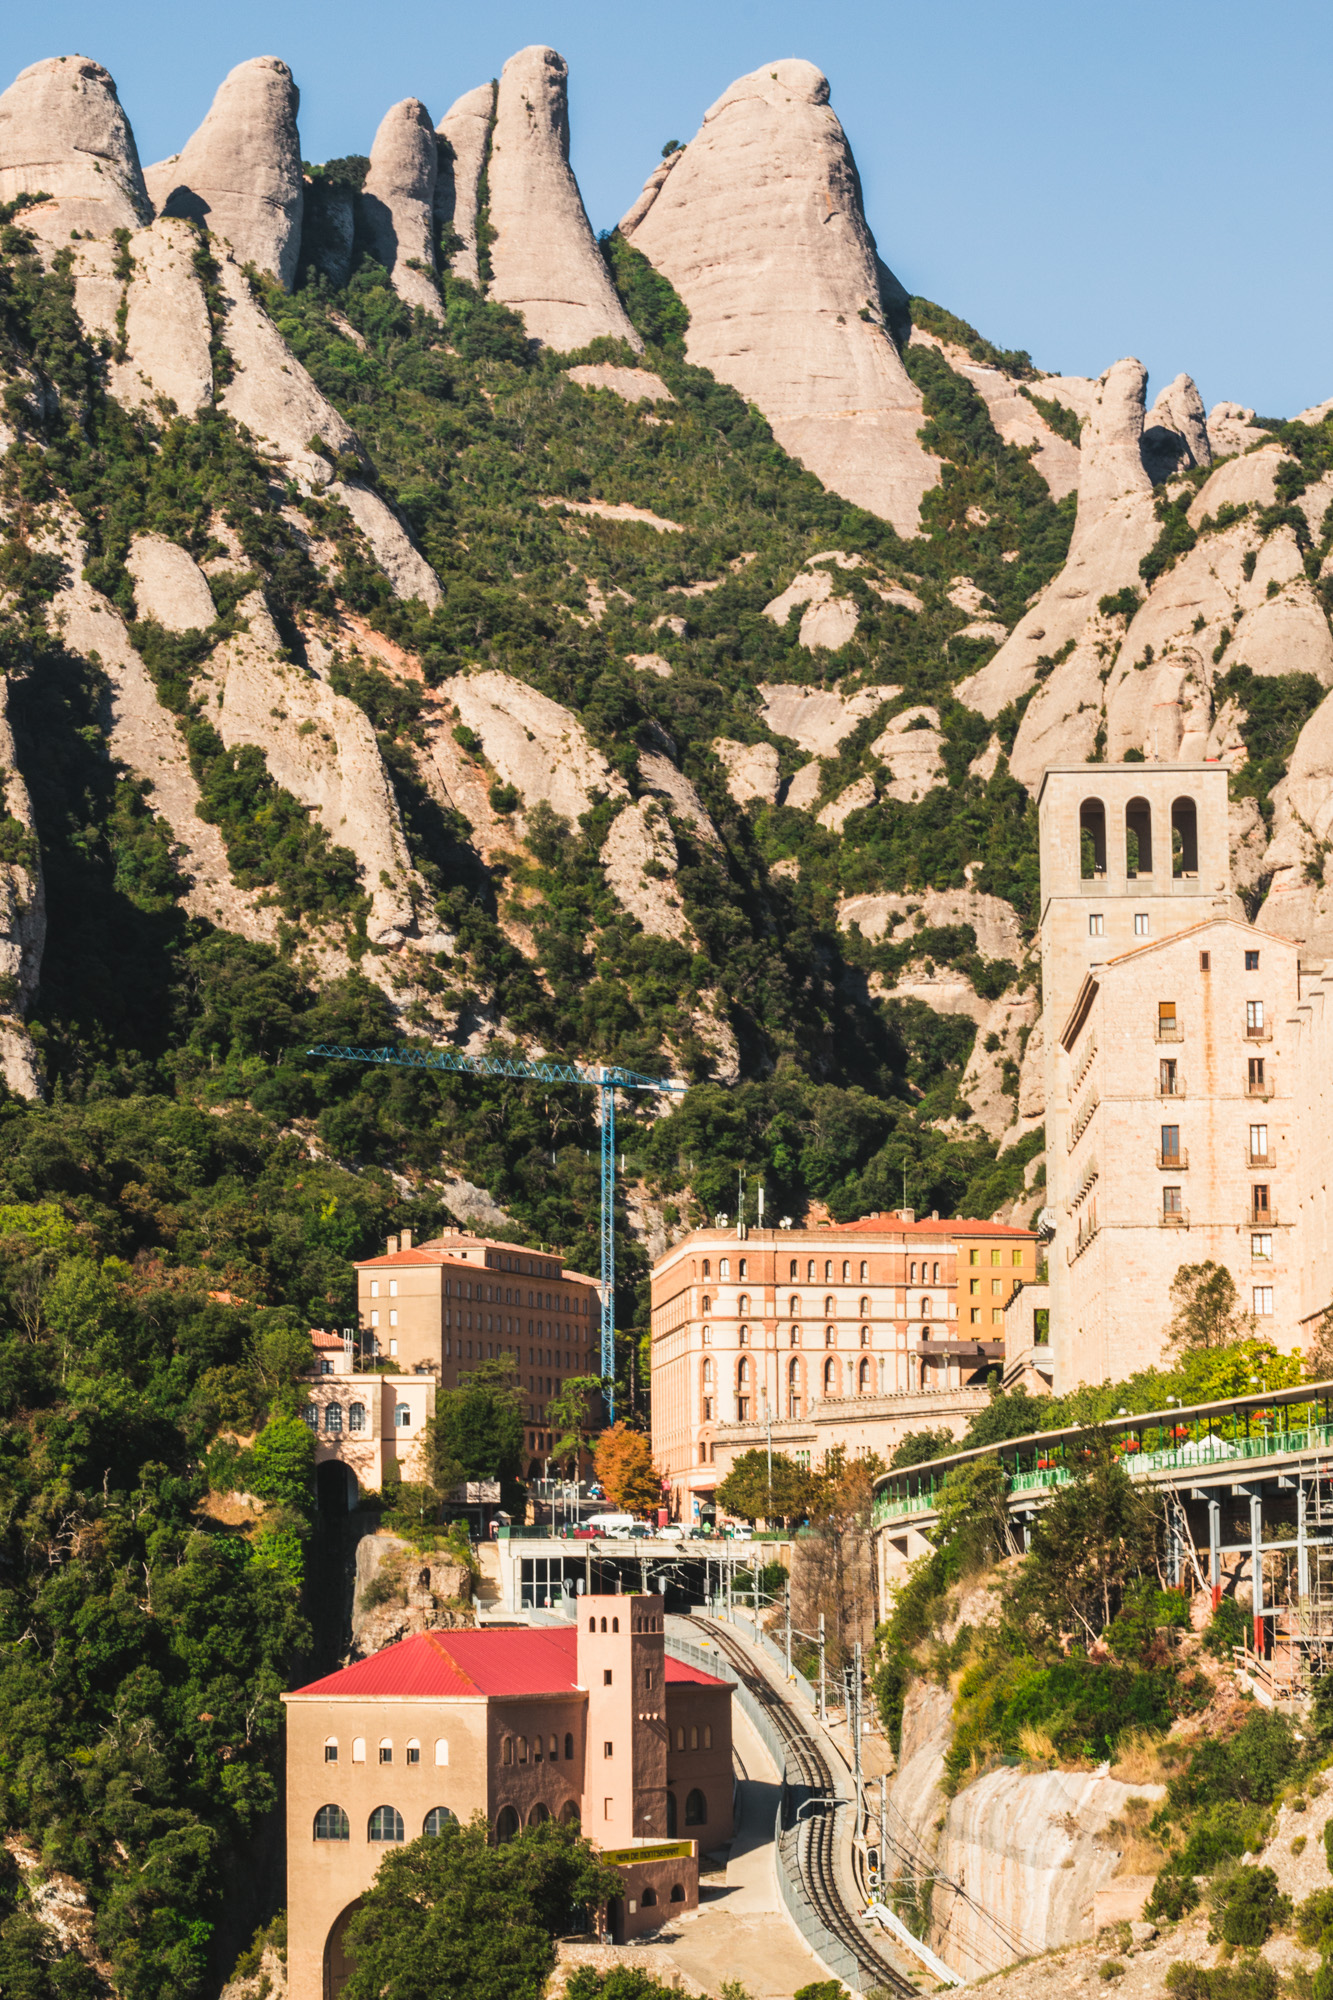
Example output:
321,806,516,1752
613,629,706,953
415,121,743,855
1155,1023,1184,1042
1157,1149,1188,1170
1245,1025,1273,1043
1160,1208,1190,1227
1246,1078,1275,1099
1247,1147,1276,1168
1249,1211,1278,1229
1156,1074,1185,1097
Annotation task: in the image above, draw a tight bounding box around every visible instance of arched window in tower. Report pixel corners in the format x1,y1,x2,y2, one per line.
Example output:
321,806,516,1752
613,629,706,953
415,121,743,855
860,1261,868,1281
702,1295,711,1314
737,1293,749,1315
737,1357,749,1387
922,1297,932,1318
842,1260,850,1279
860,1325,870,1347
1080,797,1107,878
824,1260,833,1280
701,1259,711,1278
1172,797,1198,877
825,1325,836,1347
807,1261,816,1281
738,1325,749,1346
824,1357,837,1392
859,1357,871,1392
702,1359,713,1386
790,1325,801,1346
789,1296,801,1317
1126,796,1154,877
859,1295,870,1315
824,1295,835,1316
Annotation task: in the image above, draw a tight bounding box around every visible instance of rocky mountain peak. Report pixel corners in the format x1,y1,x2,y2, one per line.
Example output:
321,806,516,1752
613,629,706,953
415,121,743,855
361,97,443,320
0,54,150,236
145,56,304,288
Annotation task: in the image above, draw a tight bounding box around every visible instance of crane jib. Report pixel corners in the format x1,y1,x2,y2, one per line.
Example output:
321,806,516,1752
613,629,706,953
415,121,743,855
300,1043,687,1422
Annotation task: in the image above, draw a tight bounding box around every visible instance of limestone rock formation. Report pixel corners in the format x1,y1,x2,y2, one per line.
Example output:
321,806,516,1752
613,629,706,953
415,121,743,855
871,707,947,803
56,564,279,946
330,482,443,606
1208,400,1272,455
838,888,1025,964
960,990,1040,1142
712,739,780,806
816,775,875,830
763,569,859,651
0,677,45,1099
300,176,356,289
198,592,419,936
623,61,936,535
442,669,630,825
1186,441,1286,524
127,533,217,630
147,58,303,289
565,363,674,405
958,359,1160,786
216,257,359,485
436,83,492,290
1257,690,1333,957
486,47,640,352
1140,372,1212,483
638,751,718,844
0,56,149,237
784,763,823,811
352,1534,472,1656
360,98,443,320
908,331,1080,501
601,801,690,939
64,218,213,417
759,681,900,758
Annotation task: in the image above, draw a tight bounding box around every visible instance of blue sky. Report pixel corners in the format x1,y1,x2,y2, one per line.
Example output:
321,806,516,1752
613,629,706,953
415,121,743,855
11,0,1332,415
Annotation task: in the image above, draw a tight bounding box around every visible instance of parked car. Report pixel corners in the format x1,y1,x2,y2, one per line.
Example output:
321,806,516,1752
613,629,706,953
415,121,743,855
656,1525,686,1543
585,1511,635,1538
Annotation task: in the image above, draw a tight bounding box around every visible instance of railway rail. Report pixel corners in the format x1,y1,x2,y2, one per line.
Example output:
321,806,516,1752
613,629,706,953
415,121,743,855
686,1616,915,1999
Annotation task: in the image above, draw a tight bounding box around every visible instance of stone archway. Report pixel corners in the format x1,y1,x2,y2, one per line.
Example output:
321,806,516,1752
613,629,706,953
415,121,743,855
317,1460,358,1513
323,1899,362,2000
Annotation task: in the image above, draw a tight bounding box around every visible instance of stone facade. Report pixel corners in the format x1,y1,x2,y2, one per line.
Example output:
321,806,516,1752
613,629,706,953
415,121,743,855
1040,763,1307,1387
281,1598,729,1998
1289,968,1333,1332
650,1216,1038,1519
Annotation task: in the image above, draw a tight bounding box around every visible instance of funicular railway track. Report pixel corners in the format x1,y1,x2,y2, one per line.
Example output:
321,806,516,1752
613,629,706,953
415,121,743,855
687,1617,915,1999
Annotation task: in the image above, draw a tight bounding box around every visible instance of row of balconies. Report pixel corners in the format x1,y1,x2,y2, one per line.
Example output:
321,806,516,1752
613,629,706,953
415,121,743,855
1155,1023,1271,1044
1154,1076,1276,1099
1154,1148,1277,1169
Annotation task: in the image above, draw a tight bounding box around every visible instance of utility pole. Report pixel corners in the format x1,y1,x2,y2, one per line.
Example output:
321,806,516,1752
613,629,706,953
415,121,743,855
785,1574,792,1681
853,1641,863,1834
818,1612,826,1724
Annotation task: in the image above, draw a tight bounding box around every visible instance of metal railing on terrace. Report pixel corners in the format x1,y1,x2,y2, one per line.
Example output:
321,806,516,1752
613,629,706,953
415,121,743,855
872,1379,1333,1529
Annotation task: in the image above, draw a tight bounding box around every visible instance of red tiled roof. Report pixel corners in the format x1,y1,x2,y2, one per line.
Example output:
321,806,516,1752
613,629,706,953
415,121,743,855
310,1329,345,1349
287,1626,728,1699
830,1215,1035,1238
353,1248,473,1269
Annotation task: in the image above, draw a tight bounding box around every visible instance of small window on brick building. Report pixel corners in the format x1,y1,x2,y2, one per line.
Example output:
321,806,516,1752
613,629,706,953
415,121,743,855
324,1737,338,1762
1245,950,1260,970
603,1669,613,1686
1089,913,1105,937
604,1741,614,1758
1199,951,1210,970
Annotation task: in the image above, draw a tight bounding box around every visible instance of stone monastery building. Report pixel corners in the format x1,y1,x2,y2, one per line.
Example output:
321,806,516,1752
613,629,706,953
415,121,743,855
282,1596,732,1999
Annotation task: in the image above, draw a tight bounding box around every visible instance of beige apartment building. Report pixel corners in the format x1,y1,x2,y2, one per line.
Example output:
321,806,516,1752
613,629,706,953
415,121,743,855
1055,917,1301,1383
649,1214,1038,1520
304,1232,602,1497
1289,966,1333,1334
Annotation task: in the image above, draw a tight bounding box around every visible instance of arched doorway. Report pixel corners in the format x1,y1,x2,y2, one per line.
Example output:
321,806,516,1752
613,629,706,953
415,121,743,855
323,1900,362,2000
317,1461,357,1513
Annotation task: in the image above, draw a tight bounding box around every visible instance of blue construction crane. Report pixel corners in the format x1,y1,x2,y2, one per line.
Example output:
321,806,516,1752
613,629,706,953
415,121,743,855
301,1042,686,1420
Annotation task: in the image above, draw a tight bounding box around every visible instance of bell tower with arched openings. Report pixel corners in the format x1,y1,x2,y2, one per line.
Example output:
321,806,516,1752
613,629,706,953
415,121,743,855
1038,764,1236,1388
1038,763,1232,1068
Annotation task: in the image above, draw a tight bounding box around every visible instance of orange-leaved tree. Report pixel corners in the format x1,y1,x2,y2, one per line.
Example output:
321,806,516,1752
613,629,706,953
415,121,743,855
593,1421,661,1515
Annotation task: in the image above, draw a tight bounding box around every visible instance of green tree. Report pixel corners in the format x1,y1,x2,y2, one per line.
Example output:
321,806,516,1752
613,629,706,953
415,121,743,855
427,1355,525,1490
247,1414,316,1517
343,1817,622,2000
548,1373,601,1472
888,1426,956,1469
1167,1262,1255,1352
1013,1452,1160,1641
716,1447,811,1525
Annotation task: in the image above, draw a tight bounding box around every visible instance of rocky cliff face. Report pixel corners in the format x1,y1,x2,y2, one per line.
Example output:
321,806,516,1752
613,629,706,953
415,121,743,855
486,47,640,353
361,98,443,321
623,59,936,536
145,57,304,288
0,56,149,237
436,83,493,290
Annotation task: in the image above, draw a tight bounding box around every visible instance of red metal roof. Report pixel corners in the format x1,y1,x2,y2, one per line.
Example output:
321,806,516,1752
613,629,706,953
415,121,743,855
287,1626,728,1700
830,1214,1035,1238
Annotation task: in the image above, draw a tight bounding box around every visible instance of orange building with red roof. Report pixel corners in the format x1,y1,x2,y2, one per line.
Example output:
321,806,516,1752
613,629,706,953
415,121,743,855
282,1600,731,1998
650,1213,1039,1519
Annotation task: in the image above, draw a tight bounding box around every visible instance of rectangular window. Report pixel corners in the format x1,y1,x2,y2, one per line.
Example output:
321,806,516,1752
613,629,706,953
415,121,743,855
990,1249,1001,1266
1160,1125,1180,1162
1249,1125,1269,1158
1159,1001,1177,1031
370,1280,379,1297
1012,1249,1023,1265
992,1309,1003,1325
389,1339,398,1357
1249,1057,1266,1092
1253,1286,1274,1316
324,1743,338,1763
1252,1184,1271,1217
991,1279,1002,1296
1200,951,1211,971
389,1310,398,1326
1134,913,1149,936
1252,1234,1273,1260
969,1278,979,1295
407,1745,419,1765
1245,950,1260,970
738,1397,750,1420
370,1310,379,1327
1247,1000,1265,1031
1163,1186,1183,1215
1160,1059,1177,1094
970,1308,981,1324
969,1249,979,1265
1089,913,1105,937
604,1741,614,1759
389,1279,398,1297
603,1669,613,1686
